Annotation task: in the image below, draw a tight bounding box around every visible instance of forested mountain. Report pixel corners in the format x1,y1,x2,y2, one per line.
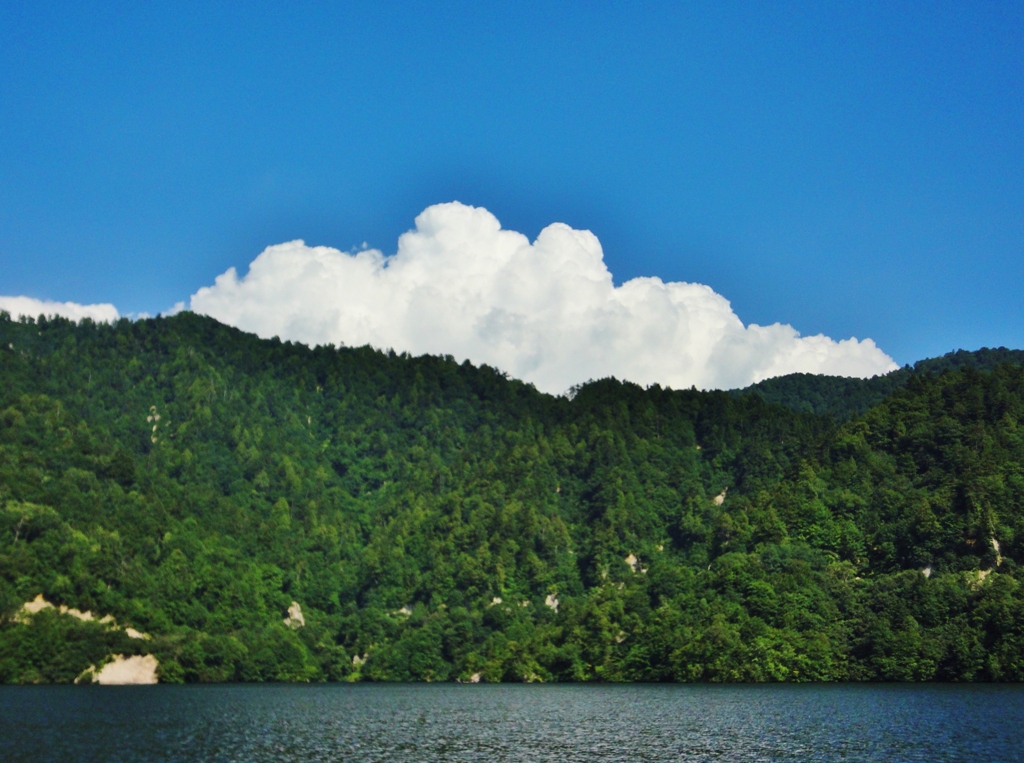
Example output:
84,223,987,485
1,311,1023,683
738,347,1024,419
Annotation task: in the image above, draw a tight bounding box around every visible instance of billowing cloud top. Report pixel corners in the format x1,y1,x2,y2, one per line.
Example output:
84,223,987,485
190,202,897,392
0,296,119,324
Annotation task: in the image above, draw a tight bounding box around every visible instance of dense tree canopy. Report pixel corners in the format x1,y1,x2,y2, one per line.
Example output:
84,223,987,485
1,311,1022,683
738,346,1024,419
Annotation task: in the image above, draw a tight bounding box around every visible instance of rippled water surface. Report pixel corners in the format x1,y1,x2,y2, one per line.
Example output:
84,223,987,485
2,683,1022,762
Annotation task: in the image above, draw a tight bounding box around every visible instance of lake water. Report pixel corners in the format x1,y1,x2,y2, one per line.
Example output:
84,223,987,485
1,683,1022,762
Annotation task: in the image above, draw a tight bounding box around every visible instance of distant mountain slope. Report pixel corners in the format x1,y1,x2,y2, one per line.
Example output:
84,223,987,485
736,347,1024,419
2,311,1024,684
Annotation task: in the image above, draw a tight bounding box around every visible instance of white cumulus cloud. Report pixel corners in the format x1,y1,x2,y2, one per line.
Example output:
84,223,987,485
0,296,119,323
189,202,897,393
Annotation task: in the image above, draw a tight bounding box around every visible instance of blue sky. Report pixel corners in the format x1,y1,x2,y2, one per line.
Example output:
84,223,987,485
1,1,1022,371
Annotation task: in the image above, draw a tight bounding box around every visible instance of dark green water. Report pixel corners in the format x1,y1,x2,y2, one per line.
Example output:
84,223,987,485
1,683,1021,762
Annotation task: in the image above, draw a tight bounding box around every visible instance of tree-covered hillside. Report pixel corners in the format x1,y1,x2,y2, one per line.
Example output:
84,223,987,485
1,311,1023,683
738,347,1024,419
